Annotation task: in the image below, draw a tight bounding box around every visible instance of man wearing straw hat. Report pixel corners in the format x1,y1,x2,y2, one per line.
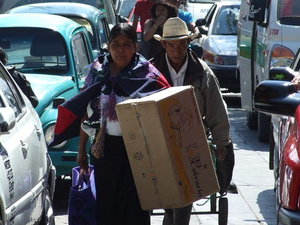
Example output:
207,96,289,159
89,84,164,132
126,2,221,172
151,17,232,225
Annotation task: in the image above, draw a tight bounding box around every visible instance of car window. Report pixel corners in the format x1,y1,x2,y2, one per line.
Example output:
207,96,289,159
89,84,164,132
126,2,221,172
204,4,217,26
278,0,300,25
72,32,91,76
212,5,240,35
0,68,23,117
0,28,68,75
98,18,110,49
69,17,96,48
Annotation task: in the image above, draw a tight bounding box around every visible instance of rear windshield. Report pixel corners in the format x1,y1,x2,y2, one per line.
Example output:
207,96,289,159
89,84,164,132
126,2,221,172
278,0,300,25
0,28,68,75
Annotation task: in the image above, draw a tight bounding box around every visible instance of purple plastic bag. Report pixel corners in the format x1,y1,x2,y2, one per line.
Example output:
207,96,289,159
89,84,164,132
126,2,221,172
68,165,97,225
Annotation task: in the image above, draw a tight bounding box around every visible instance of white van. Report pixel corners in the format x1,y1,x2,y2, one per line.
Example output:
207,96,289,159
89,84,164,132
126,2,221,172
237,0,300,142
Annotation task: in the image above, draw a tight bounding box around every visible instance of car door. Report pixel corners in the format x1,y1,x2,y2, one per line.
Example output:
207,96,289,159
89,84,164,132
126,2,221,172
0,65,42,224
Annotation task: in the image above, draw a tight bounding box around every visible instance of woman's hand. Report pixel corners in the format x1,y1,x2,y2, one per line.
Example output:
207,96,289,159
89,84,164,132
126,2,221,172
77,149,89,172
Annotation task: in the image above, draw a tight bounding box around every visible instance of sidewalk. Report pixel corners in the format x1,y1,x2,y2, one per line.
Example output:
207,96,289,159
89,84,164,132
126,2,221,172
150,108,277,225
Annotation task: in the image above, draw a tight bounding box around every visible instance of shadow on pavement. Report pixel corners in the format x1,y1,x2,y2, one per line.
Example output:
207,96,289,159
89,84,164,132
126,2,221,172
257,189,277,224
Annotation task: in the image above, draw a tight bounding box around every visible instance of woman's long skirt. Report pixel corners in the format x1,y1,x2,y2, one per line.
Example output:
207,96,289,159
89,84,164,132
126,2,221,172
93,134,150,225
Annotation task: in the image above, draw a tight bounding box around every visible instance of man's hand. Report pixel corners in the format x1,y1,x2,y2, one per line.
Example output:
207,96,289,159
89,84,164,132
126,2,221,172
216,146,227,161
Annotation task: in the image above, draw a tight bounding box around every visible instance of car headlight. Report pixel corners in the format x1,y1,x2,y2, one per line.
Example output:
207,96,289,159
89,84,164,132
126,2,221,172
270,45,294,68
203,50,237,65
44,124,67,149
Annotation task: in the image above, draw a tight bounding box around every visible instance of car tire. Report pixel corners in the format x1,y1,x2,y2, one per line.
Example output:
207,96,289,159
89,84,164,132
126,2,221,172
258,112,271,143
39,189,55,225
247,111,258,130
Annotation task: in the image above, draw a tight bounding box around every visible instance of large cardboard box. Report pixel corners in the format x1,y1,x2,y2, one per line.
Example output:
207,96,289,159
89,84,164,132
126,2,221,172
116,85,219,210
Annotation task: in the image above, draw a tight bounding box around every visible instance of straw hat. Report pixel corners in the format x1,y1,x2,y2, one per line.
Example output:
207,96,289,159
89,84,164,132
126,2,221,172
154,17,198,41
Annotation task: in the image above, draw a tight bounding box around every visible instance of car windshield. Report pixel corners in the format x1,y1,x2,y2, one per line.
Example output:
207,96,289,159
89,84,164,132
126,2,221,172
0,28,68,75
278,0,300,25
212,5,240,35
117,0,136,17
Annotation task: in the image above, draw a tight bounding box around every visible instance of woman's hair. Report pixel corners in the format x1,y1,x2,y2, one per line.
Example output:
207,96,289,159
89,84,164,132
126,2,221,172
150,1,178,19
109,23,137,44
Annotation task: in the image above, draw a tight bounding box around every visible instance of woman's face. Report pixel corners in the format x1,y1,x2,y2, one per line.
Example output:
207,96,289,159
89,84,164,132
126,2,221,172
108,34,136,69
155,4,169,18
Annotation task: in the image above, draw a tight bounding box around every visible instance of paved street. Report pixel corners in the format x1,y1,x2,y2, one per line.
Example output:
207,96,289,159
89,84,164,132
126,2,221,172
54,95,277,225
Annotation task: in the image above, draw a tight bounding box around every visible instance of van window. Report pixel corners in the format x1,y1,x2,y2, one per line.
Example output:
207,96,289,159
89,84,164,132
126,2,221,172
278,0,300,25
0,69,22,116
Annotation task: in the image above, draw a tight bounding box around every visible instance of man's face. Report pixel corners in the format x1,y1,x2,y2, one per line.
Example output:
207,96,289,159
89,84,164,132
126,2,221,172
162,39,189,65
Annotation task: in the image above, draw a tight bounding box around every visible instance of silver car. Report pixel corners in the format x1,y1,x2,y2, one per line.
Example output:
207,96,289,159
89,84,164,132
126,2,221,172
197,1,240,92
0,62,56,225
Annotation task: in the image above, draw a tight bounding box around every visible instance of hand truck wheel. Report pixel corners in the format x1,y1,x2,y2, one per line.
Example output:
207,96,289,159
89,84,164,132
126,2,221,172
218,197,228,225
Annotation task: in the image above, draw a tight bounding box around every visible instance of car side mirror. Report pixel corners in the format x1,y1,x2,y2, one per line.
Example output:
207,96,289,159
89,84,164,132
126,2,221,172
248,0,268,23
0,107,16,133
254,80,298,116
195,18,206,27
269,66,297,81
195,18,208,36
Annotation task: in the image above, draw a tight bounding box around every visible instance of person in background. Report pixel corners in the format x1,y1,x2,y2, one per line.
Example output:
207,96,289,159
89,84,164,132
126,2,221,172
51,23,170,225
0,47,38,107
132,0,157,56
150,17,232,225
143,0,177,59
166,0,203,57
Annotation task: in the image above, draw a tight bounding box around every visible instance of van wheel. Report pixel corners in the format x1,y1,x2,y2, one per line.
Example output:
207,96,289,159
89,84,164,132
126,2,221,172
39,189,55,225
258,112,271,143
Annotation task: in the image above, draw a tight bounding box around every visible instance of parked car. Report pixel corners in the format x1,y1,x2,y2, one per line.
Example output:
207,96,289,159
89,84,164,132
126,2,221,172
196,1,240,92
0,13,96,177
254,49,300,225
0,0,120,28
0,61,56,224
6,2,110,54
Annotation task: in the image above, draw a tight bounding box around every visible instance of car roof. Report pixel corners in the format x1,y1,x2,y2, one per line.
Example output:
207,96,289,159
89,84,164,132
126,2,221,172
6,2,106,21
0,13,82,36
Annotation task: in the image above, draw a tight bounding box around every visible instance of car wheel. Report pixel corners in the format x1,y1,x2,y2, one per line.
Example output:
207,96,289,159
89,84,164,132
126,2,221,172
258,112,271,143
246,111,257,130
39,189,55,225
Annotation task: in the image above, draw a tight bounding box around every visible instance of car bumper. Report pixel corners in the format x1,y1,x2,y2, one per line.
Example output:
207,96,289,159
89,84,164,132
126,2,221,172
209,65,240,92
278,206,300,225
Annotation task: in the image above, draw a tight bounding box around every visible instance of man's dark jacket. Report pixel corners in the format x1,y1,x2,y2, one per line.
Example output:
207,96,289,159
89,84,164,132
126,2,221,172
7,66,39,108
